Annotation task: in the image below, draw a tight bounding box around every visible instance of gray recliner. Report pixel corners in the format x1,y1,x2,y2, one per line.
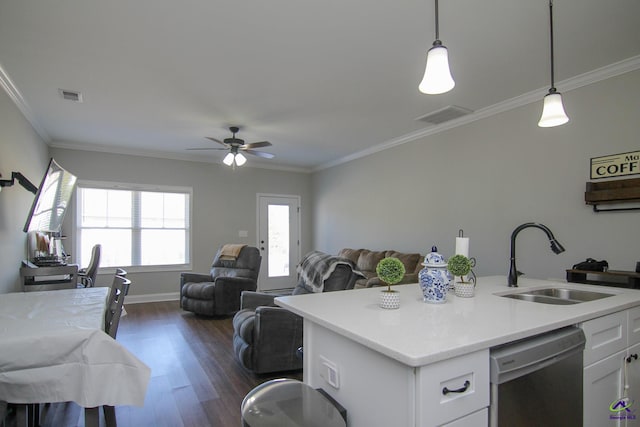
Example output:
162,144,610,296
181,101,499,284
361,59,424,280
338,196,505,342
232,256,362,374
180,245,261,316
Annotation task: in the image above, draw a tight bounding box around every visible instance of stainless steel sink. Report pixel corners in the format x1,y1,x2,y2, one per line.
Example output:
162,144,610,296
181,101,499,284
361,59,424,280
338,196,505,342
499,288,614,305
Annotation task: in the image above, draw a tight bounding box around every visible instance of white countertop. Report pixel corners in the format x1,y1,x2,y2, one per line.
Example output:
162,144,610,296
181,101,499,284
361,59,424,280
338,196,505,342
275,276,640,367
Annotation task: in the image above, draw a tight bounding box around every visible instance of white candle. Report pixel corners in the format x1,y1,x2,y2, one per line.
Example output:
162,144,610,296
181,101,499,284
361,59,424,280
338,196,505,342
455,237,469,257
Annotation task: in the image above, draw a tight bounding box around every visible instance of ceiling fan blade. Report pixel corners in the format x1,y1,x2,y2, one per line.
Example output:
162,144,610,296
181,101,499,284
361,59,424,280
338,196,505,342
186,147,228,151
244,141,272,149
205,136,228,147
245,149,275,159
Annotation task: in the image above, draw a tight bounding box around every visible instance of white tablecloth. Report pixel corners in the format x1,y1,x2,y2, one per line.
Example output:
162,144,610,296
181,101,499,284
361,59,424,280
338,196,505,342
0,288,150,407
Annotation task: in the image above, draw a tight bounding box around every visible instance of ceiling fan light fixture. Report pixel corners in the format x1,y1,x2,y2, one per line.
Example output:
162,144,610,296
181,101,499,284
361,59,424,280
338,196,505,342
193,127,273,166
223,152,235,166
234,152,247,166
419,0,455,95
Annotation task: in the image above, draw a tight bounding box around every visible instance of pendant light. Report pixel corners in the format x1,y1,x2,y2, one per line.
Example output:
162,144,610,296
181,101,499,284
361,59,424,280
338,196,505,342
538,0,569,127
419,0,455,95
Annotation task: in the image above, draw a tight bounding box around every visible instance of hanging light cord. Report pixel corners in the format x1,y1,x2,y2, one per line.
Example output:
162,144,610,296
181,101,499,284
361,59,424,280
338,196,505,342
434,0,440,41
548,0,556,92
432,0,443,47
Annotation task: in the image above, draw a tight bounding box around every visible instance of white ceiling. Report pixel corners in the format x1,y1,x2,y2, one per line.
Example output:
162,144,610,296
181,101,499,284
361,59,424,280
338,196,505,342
1,0,639,171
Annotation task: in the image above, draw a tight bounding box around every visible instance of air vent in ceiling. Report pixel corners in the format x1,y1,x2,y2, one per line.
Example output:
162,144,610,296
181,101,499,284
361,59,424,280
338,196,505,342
416,105,473,125
58,89,83,103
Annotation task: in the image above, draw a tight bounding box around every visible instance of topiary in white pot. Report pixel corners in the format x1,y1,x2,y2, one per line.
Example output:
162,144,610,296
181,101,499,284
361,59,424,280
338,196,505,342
376,257,405,309
447,254,476,297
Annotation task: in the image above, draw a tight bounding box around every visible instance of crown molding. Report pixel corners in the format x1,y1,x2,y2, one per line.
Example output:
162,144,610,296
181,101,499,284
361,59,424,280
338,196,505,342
49,140,312,174
0,62,50,143
313,55,640,172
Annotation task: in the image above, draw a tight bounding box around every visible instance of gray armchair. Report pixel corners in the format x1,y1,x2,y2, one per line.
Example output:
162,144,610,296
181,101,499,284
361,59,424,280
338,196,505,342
180,245,261,316
233,291,304,374
232,256,363,374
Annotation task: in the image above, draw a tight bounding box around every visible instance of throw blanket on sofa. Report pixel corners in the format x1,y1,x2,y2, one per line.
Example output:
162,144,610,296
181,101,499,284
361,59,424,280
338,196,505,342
296,250,362,293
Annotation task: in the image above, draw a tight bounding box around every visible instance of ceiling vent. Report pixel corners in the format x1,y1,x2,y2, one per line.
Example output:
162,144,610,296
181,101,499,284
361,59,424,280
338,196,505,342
58,89,83,103
416,105,473,125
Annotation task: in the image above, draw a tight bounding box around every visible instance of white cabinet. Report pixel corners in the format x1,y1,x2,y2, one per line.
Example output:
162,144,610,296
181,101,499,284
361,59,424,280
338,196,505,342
582,307,640,427
582,310,627,366
584,349,625,427
303,321,489,427
416,349,489,426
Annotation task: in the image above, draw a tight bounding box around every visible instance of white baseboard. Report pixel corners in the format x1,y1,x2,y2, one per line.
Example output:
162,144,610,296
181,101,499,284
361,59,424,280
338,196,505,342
125,292,180,304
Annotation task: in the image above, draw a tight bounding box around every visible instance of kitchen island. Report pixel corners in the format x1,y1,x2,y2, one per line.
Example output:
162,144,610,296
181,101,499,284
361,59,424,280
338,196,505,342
275,276,640,426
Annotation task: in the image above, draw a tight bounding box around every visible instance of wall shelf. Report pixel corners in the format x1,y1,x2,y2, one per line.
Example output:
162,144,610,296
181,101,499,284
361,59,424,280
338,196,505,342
566,269,640,289
584,177,640,212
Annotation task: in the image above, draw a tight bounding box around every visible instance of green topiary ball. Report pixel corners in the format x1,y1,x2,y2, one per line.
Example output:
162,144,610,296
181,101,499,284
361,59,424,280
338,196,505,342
376,257,406,286
447,254,472,277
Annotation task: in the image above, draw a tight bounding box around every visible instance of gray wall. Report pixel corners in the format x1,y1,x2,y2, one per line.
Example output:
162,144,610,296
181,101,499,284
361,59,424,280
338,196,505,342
2,70,638,295
0,89,50,293
50,148,313,297
312,70,640,282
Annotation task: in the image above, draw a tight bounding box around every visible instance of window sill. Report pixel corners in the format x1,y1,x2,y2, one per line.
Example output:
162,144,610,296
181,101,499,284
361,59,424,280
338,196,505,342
97,264,192,275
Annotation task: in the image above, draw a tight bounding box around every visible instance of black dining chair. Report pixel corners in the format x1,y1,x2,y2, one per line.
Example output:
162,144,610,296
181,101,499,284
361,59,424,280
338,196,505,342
104,273,131,339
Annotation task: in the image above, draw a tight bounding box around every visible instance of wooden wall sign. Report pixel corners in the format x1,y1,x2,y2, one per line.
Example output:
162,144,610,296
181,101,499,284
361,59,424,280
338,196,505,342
591,150,640,179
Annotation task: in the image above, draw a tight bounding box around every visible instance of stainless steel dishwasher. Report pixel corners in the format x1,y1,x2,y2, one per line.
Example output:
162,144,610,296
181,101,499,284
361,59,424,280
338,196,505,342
489,326,586,427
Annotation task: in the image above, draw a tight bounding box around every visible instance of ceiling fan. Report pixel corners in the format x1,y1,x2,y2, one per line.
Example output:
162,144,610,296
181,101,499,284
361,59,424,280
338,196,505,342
187,126,274,167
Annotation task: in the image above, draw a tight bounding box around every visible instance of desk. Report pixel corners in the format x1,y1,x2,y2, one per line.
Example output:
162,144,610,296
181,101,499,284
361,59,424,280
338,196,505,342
19,263,79,292
0,288,150,423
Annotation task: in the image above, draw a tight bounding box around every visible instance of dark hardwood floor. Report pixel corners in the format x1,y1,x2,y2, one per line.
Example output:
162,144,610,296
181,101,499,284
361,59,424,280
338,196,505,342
4,301,302,427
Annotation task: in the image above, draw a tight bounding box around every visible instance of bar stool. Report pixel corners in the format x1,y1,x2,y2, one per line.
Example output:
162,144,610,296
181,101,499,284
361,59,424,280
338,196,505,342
241,379,347,427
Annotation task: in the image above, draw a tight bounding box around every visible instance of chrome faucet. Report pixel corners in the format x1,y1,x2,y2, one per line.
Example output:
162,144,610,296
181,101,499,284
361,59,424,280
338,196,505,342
508,222,565,287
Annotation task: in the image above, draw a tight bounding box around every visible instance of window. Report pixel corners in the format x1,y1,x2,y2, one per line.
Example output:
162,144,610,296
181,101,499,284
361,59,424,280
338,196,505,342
75,181,191,271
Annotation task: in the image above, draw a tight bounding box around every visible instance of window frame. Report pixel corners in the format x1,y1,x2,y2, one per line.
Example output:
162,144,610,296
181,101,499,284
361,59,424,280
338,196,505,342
73,179,192,273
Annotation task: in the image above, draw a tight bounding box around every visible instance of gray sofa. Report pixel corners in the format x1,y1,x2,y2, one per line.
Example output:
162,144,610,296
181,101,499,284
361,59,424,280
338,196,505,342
337,248,423,288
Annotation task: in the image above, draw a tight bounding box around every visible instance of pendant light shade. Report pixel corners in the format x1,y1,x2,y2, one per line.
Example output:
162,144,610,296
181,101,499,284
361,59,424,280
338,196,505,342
419,0,455,95
419,43,455,94
538,0,569,127
538,90,569,127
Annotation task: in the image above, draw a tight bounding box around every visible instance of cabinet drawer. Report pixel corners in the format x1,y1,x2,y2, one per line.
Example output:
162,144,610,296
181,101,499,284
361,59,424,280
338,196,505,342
416,349,489,427
581,311,627,367
442,408,487,427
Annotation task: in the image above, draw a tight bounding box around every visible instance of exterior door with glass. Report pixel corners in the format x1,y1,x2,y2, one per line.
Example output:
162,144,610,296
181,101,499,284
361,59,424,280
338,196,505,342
257,194,300,291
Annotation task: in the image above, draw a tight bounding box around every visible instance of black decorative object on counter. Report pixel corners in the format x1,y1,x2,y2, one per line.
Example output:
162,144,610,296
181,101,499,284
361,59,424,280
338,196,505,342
572,258,609,272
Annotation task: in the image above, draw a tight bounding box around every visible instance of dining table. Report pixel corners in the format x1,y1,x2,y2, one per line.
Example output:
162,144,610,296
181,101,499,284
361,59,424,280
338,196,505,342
0,287,151,426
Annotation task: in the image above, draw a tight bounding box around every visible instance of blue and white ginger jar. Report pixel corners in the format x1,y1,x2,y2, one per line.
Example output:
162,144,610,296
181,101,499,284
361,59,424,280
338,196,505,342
419,246,452,304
